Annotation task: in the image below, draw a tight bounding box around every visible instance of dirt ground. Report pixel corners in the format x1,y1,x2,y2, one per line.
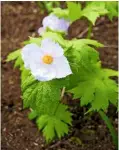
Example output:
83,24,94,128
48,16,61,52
1,2,118,150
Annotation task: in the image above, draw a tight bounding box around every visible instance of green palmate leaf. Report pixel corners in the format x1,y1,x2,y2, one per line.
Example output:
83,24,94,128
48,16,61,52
69,68,118,111
71,39,103,49
82,2,108,25
85,1,118,21
64,39,103,90
23,37,42,46
105,2,118,20
65,39,102,65
6,49,21,62
28,109,37,120
44,2,55,12
22,74,69,113
52,2,117,25
52,8,69,19
103,68,118,77
22,74,72,141
37,103,72,142
65,39,102,74
67,2,81,22
14,55,23,68
20,66,31,83
77,46,99,70
23,80,61,113
29,37,42,46
6,49,24,68
66,2,108,25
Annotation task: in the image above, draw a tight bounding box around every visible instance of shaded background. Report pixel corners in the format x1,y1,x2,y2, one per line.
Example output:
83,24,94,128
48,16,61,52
1,2,118,150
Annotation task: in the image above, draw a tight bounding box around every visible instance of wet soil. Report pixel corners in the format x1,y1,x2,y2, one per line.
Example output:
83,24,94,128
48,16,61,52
1,2,118,150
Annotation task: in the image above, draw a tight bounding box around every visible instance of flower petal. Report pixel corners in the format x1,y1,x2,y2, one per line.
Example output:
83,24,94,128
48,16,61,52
30,62,56,81
43,14,59,31
22,44,43,69
57,18,70,32
42,14,70,32
53,56,72,78
38,27,46,36
41,38,64,57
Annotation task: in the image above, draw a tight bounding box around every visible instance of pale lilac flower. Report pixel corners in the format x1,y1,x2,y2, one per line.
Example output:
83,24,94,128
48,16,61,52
38,14,70,35
21,38,72,81
38,27,46,36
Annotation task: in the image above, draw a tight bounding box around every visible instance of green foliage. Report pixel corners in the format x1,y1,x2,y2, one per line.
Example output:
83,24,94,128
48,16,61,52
6,49,24,68
65,38,102,74
52,8,69,19
28,109,37,120
64,39,103,90
82,2,108,25
66,2,118,24
86,2,118,21
67,2,81,22
6,49,21,62
22,75,60,111
22,74,69,111
22,74,72,141
14,55,23,68
105,2,118,20
44,1,60,13
69,68,118,111
71,38,103,48
37,104,72,142
23,37,41,46
66,2,108,24
20,66,31,83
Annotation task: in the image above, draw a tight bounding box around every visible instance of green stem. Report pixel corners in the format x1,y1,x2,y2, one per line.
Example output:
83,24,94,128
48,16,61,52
87,22,93,39
53,87,65,115
99,110,118,149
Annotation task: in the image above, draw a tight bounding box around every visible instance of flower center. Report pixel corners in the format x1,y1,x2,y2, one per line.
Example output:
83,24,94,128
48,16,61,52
42,55,53,64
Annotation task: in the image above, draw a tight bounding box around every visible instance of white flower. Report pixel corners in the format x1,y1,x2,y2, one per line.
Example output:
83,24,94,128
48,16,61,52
22,38,72,81
38,14,70,35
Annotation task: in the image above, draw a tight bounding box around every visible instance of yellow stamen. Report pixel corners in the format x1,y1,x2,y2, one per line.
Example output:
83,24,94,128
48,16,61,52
42,55,53,64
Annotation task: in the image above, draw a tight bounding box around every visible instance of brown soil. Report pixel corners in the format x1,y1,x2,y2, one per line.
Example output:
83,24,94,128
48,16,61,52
1,2,118,150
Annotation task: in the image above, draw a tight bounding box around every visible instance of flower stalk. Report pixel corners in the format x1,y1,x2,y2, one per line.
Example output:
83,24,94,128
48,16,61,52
87,22,93,39
99,110,118,149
